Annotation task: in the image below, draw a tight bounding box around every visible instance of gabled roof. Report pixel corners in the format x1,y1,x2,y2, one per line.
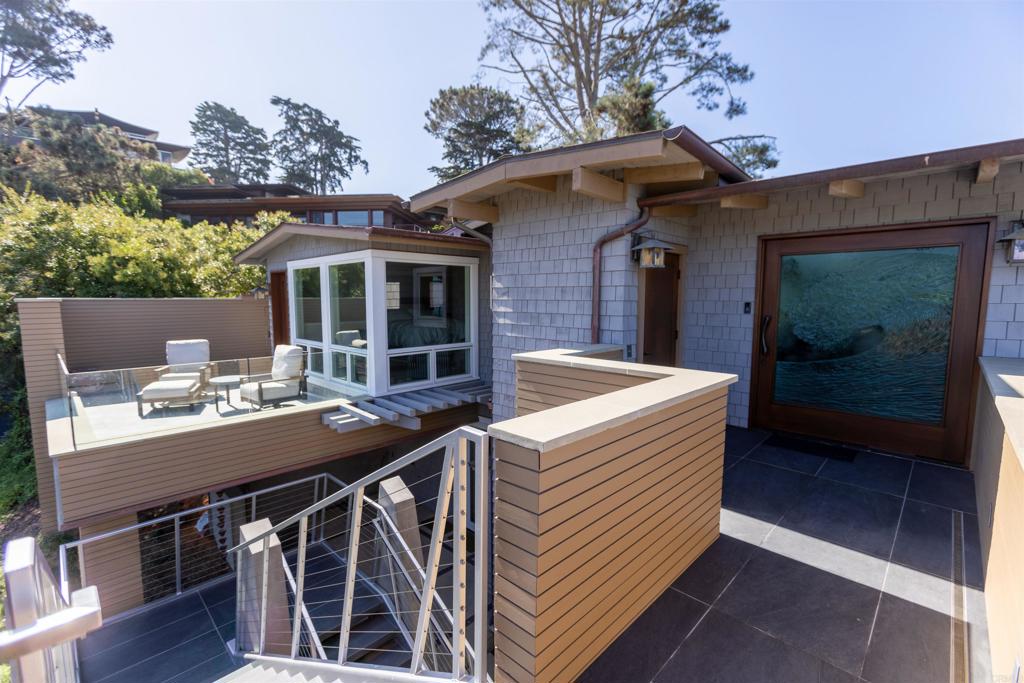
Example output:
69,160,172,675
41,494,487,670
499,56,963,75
409,126,748,213
234,223,488,265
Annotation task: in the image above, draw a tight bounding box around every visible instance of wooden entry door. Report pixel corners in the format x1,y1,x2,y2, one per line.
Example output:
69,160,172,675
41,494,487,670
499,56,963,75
642,252,681,366
269,271,290,346
752,220,993,464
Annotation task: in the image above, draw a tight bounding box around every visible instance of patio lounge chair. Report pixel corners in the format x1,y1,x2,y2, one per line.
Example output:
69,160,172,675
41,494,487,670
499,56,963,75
136,378,202,417
238,345,306,410
155,339,211,385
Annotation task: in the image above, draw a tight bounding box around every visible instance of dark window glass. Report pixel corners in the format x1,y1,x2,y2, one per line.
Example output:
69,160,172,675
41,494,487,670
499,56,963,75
389,354,429,385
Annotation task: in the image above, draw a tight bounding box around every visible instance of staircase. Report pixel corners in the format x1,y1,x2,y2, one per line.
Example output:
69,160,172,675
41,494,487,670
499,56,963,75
285,543,411,668
321,381,491,433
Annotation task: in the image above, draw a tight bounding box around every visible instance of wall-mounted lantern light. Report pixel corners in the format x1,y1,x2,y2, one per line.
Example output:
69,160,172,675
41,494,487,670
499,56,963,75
631,234,674,269
997,221,1024,265
249,285,269,300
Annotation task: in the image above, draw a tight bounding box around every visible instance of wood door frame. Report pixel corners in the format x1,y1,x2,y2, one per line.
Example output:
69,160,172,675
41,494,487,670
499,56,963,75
637,243,687,366
749,217,995,464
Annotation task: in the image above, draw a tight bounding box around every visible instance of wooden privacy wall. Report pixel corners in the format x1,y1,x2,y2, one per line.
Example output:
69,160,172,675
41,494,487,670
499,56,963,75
17,300,66,530
60,298,270,371
79,513,146,616
54,403,478,528
514,360,649,416
493,387,728,682
970,365,1024,682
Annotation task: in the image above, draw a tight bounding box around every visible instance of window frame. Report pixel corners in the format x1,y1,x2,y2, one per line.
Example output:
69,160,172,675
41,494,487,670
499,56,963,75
287,249,478,396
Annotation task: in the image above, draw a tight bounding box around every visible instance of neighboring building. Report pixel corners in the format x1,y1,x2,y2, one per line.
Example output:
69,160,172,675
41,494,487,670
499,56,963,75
162,183,439,228
8,127,1024,683
30,107,192,163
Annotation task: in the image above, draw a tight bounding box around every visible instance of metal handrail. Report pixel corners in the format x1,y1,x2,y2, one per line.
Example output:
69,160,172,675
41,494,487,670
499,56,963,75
58,472,331,604
233,425,490,682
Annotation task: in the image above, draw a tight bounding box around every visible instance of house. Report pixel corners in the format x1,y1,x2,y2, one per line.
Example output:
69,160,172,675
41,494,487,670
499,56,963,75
161,182,439,229
5,127,1024,683
30,108,192,163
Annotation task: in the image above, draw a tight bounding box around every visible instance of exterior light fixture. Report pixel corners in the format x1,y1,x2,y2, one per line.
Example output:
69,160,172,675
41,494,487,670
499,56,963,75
249,285,269,300
631,235,674,269
997,221,1024,264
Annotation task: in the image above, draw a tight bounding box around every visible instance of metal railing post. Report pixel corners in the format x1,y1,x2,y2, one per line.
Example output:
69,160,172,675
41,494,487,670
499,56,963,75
259,536,270,655
337,489,365,664
410,444,456,674
290,516,309,659
452,437,469,678
473,433,490,683
174,517,182,595
234,549,245,651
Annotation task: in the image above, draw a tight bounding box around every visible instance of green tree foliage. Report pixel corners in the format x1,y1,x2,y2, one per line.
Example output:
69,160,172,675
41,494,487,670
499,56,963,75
0,187,283,511
270,96,368,193
710,134,779,179
424,84,532,181
0,108,208,206
479,0,779,175
0,0,113,108
189,101,271,184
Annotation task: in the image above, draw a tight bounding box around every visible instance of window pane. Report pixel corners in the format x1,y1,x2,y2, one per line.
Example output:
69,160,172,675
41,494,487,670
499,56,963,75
385,262,469,349
351,355,367,386
371,210,384,226
436,348,469,378
302,346,323,374
323,211,336,225
293,267,322,341
329,262,368,350
389,354,429,386
331,352,348,381
337,210,369,226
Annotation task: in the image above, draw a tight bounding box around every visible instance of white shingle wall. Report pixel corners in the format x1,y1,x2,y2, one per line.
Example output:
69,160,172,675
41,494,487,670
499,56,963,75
684,162,1024,426
488,163,1024,424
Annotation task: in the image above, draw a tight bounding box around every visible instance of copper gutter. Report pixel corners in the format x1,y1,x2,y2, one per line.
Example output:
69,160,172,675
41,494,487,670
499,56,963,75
591,208,651,344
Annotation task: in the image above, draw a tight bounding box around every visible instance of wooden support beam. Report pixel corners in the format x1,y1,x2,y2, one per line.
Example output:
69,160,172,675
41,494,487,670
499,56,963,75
624,162,705,185
508,175,558,193
447,199,498,223
572,167,625,203
337,402,384,425
388,394,434,413
976,158,1000,183
356,400,399,423
416,389,462,407
720,194,769,210
828,179,865,199
371,397,418,417
404,391,450,410
650,205,698,218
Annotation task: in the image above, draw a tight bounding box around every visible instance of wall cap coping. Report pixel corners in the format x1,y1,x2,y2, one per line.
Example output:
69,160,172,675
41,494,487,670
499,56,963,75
978,356,1024,468
488,348,737,452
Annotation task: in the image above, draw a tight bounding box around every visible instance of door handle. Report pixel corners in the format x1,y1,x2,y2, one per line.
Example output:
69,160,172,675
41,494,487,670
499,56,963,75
760,315,772,356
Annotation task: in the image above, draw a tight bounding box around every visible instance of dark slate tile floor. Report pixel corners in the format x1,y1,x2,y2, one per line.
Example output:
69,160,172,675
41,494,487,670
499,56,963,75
77,577,239,683
579,429,991,683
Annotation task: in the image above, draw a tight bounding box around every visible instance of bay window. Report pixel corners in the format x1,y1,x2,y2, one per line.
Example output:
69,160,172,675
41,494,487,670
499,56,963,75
288,249,477,396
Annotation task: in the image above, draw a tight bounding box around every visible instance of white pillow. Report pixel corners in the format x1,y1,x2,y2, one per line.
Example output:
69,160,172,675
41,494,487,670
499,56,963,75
272,345,304,380
166,339,210,366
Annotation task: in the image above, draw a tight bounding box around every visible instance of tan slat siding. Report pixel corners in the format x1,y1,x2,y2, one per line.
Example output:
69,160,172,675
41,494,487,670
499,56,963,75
60,298,270,371
493,393,725,682
79,514,145,616
17,301,65,530
514,361,651,417
55,404,477,527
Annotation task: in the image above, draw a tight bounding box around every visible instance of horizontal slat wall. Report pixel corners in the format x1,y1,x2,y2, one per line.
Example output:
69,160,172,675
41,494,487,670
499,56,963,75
55,403,478,527
17,301,66,530
493,388,727,683
514,360,652,416
60,298,271,371
80,513,146,616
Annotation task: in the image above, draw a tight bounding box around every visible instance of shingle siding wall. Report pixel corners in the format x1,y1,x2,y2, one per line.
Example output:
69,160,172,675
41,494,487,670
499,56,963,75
684,162,1024,426
490,176,690,419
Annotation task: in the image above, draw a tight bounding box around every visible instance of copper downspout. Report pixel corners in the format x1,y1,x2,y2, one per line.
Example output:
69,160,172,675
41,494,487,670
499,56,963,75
591,208,651,344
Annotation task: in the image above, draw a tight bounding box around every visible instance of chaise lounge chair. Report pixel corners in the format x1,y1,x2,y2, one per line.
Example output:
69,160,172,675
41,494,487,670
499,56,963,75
155,339,211,385
136,378,202,417
238,345,306,410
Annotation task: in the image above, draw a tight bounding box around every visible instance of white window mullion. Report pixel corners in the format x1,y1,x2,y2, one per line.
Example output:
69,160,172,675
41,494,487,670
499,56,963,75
367,255,388,396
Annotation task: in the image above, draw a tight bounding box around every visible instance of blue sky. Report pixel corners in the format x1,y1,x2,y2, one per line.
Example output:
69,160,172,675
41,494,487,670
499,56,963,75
9,0,1023,197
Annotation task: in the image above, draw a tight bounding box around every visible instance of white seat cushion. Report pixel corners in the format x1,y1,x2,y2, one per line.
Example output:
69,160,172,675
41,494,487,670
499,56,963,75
166,340,210,366
160,372,202,383
240,379,300,402
141,379,199,400
271,345,304,380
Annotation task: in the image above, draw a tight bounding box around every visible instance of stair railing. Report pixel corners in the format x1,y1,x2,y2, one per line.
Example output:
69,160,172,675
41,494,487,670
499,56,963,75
229,425,490,682
1,537,103,683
